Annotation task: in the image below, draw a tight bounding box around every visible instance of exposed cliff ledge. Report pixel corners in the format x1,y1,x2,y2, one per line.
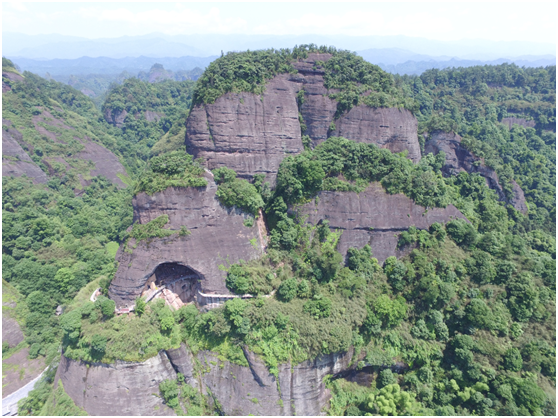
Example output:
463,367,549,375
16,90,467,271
58,343,354,416
108,174,264,308
290,182,468,264
500,117,535,129
424,131,528,214
185,53,422,184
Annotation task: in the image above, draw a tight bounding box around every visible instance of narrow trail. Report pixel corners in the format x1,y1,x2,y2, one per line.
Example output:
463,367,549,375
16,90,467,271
2,370,46,416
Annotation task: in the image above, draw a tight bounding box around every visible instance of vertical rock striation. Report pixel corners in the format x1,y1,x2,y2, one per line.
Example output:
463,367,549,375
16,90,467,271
57,352,177,416
185,53,422,184
329,106,422,162
57,344,354,416
185,74,304,184
108,173,264,308
290,182,468,264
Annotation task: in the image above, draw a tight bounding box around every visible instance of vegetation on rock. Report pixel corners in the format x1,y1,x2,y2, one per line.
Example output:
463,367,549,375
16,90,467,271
134,150,207,195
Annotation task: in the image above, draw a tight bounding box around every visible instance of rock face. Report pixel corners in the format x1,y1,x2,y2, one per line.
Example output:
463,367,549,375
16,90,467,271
58,343,354,416
108,172,265,308
2,111,128,188
104,108,128,128
501,117,536,129
329,106,422,162
2,70,24,92
185,53,422,183
185,74,304,184
75,140,127,188
290,182,468,264
424,131,528,213
57,353,176,416
2,123,48,184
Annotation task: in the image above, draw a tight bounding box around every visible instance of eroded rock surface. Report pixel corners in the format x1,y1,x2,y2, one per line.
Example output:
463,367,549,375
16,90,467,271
104,108,128,128
424,131,528,213
185,53,422,183
75,140,127,188
109,173,264,308
2,123,48,184
58,343,354,416
57,353,176,416
185,74,304,184
2,70,24,92
290,182,468,264
330,106,421,162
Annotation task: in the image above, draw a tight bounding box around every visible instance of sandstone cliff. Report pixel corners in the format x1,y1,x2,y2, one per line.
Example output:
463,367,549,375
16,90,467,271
424,131,528,213
290,182,468,264
108,173,265,308
185,53,421,184
58,343,354,416
57,352,176,416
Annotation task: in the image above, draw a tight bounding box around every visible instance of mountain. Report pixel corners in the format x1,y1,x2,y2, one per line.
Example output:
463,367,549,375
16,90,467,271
4,49,555,416
7,37,204,60
4,32,555,60
379,56,556,75
8,55,216,76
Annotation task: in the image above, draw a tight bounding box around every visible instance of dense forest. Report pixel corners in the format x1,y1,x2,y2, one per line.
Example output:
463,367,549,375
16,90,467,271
2,47,556,416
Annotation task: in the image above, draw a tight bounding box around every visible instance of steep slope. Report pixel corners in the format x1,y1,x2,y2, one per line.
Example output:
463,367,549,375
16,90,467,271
109,171,265,308
186,51,420,183
425,131,528,213
33,51,556,417
2,280,46,398
57,343,353,416
291,182,467,263
2,60,130,190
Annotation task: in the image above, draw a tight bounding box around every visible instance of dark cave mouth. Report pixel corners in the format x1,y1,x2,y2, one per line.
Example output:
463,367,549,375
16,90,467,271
145,262,201,305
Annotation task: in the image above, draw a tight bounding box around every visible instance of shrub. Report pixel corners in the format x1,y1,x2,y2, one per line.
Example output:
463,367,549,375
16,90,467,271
100,298,115,318
378,369,397,388
503,348,523,372
277,278,298,302
134,151,207,195
303,296,332,318
90,334,107,357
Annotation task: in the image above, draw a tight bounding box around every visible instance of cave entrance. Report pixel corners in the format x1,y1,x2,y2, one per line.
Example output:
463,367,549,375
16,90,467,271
143,263,201,310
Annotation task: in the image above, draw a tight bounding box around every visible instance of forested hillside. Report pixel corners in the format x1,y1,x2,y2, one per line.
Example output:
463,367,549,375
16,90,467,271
2,57,142,411
3,49,556,416
102,75,196,158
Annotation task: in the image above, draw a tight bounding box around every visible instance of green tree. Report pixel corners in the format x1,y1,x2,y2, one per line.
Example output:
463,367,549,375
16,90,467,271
503,347,523,372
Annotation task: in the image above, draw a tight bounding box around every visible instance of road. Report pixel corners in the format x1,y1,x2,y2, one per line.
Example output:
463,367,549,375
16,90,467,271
2,370,45,416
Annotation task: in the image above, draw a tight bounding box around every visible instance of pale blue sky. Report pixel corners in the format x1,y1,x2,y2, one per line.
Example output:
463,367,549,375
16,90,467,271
2,1,556,43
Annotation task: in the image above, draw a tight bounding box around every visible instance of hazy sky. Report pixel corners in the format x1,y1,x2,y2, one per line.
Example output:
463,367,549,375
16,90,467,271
2,1,556,43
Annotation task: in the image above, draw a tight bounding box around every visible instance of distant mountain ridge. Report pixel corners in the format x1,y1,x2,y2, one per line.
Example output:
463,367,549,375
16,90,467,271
8,50,555,81
4,32,555,60
8,55,217,76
